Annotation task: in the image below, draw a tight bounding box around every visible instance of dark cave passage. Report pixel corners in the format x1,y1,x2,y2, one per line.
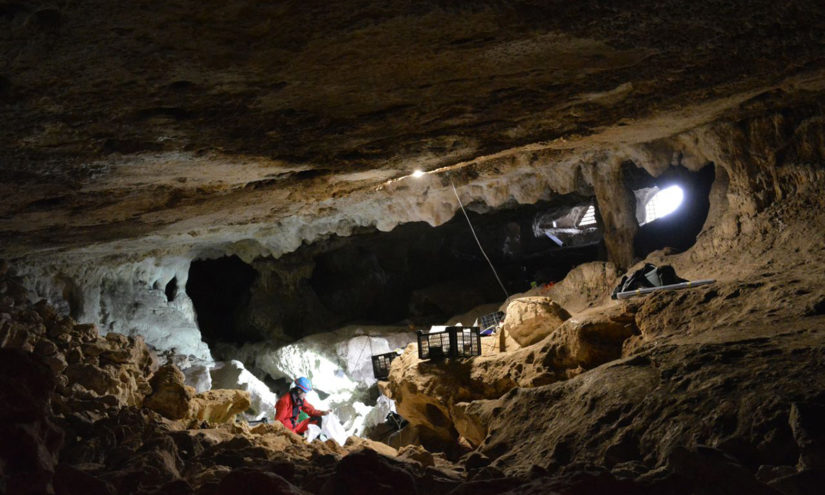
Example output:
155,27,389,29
188,199,607,347
185,165,715,348
297,199,606,332
185,255,258,345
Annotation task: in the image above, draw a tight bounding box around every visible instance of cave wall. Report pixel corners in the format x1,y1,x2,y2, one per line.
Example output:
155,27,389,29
18,257,212,364
16,85,825,365
592,158,639,270
656,104,825,268
384,98,825,479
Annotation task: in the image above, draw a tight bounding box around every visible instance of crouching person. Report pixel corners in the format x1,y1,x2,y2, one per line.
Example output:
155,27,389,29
275,377,329,434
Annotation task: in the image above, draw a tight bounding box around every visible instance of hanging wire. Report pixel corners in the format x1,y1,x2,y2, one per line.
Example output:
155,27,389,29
354,333,374,366
450,179,510,300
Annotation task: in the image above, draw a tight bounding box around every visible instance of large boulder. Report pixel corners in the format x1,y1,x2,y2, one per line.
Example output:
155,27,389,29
502,297,571,347
143,364,194,420
511,262,621,314
540,306,638,373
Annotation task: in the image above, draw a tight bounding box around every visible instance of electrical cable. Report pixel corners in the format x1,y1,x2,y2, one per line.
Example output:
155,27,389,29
450,180,510,299
354,334,373,367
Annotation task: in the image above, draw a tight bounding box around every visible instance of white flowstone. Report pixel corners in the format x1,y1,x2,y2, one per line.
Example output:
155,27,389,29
183,365,213,394
218,325,414,429
19,257,213,364
225,325,414,396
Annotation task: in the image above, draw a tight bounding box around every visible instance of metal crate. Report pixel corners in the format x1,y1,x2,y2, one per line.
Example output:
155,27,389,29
417,327,481,360
371,351,399,380
451,326,481,357
479,311,505,334
417,329,452,360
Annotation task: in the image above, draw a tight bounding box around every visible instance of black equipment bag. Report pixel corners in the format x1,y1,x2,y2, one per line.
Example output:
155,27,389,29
611,263,686,299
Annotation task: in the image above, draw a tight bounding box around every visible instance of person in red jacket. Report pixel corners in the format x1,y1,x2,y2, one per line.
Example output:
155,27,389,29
275,377,328,434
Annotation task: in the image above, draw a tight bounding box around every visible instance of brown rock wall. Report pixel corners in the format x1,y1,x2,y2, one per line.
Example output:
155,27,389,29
593,161,639,271
389,303,640,447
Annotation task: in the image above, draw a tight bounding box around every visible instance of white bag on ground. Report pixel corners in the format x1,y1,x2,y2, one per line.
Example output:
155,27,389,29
322,412,349,447
305,423,322,443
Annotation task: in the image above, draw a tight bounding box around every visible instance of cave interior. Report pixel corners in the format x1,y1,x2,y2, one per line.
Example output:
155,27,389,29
1,1,825,494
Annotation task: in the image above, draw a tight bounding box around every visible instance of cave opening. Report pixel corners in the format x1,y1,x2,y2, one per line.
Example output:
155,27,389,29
632,163,715,258
185,255,258,345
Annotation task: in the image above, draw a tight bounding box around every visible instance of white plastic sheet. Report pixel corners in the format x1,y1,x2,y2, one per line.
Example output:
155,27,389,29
305,423,322,443
322,412,349,447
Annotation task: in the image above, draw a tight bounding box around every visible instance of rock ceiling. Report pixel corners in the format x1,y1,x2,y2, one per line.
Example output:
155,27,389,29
1,0,824,261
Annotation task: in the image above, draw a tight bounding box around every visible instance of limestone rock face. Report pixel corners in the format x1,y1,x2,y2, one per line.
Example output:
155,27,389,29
144,364,195,420
62,332,157,408
189,389,252,425
390,303,639,448
542,262,621,313
0,272,160,419
502,297,571,347
19,259,214,365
